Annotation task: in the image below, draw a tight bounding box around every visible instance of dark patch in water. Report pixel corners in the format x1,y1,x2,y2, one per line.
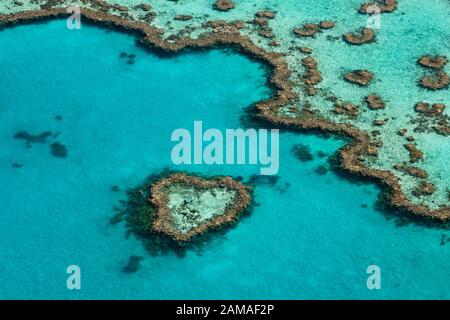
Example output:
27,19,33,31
55,115,63,121
275,182,290,194
292,143,314,162
361,203,368,208
50,142,68,158
248,174,279,187
314,165,328,175
120,51,137,65
111,185,120,192
109,212,124,225
11,162,23,168
122,255,144,273
317,150,328,158
14,130,52,148
440,234,450,246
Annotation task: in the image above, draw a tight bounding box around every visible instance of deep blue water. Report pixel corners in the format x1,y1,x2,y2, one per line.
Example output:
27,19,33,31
0,20,449,299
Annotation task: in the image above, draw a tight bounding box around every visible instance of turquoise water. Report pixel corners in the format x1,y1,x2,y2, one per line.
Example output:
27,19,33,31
0,19,449,299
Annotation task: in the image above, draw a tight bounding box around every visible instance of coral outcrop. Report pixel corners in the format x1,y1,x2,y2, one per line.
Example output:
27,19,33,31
344,70,374,86
343,28,375,45
365,94,385,109
359,0,398,14
150,173,252,242
213,0,235,12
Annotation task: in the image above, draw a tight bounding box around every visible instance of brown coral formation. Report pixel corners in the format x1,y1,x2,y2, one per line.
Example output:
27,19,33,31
300,56,322,95
293,23,319,37
301,57,322,85
293,21,335,37
319,21,335,29
359,0,398,14
343,28,375,45
174,15,193,21
344,70,374,86
213,0,235,12
372,119,386,126
418,55,448,70
256,10,276,19
150,173,252,242
412,181,436,197
253,11,277,40
412,102,449,136
419,71,450,90
299,47,313,54
333,101,359,118
433,125,450,136
393,164,428,179
258,29,275,39
404,144,423,163
365,94,385,110
134,4,151,12
415,102,446,116
1,5,449,222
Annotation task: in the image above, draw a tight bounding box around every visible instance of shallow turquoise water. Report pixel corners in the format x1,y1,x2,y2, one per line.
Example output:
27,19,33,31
0,20,449,299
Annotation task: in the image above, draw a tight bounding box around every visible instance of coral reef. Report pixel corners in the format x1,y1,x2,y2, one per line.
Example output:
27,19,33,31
293,23,319,37
292,144,314,162
419,71,450,90
213,0,235,12
343,28,375,45
319,21,335,29
344,70,374,86
150,173,252,242
393,164,428,179
0,2,448,222
365,94,385,110
333,101,360,118
412,181,436,197
418,55,448,70
415,102,445,116
404,143,423,163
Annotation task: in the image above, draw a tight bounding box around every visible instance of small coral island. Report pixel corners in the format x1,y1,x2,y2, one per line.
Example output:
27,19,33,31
149,173,252,242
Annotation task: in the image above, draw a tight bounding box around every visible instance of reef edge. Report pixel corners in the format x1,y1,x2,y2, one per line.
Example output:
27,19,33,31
1,6,448,221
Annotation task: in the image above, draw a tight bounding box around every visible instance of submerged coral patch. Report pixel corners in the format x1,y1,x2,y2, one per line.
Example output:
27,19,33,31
292,144,314,162
418,55,448,70
1,1,448,222
344,70,374,86
50,142,68,158
365,94,386,110
343,28,375,45
213,0,235,12
122,255,144,273
419,71,450,90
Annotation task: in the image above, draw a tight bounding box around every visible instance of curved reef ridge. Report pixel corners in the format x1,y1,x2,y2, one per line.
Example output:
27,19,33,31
150,173,252,242
0,1,448,221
